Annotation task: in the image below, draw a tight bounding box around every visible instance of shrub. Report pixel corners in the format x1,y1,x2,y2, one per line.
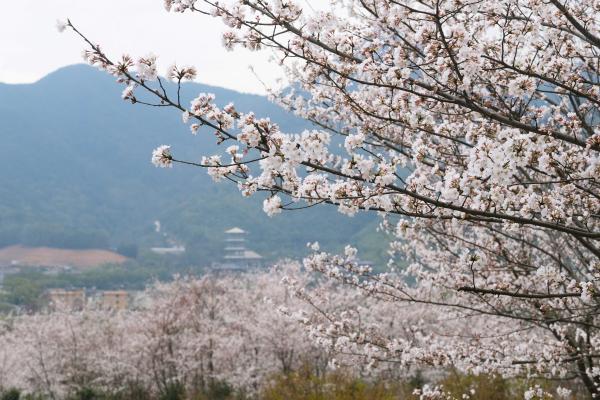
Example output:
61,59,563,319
260,369,411,400
159,382,185,400
0,388,21,400
69,387,102,400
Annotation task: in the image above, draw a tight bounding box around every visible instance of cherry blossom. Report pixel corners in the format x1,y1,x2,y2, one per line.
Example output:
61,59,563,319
151,144,173,168
55,19,68,33
64,0,600,396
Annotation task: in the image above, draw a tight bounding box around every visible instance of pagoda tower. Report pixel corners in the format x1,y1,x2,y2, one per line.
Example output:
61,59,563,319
221,227,262,270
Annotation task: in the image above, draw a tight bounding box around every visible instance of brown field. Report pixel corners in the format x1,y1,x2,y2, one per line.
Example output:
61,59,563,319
0,245,128,268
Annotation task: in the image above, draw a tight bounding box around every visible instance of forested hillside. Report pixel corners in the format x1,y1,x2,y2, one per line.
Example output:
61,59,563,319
0,65,384,263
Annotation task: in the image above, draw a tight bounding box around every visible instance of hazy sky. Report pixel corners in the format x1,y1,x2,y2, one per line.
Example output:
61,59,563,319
0,1,289,94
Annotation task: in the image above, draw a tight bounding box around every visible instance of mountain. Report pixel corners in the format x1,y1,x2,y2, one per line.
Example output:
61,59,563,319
0,64,385,264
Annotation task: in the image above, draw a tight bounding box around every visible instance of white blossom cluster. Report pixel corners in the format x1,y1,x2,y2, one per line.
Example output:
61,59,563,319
65,0,600,396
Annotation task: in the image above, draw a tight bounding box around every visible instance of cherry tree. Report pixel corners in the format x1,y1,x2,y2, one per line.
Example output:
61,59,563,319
0,311,117,398
108,270,326,395
0,268,331,397
60,0,600,396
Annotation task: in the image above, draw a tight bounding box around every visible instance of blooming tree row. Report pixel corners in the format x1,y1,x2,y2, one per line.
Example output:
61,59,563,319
0,266,335,398
0,265,577,398
61,0,599,397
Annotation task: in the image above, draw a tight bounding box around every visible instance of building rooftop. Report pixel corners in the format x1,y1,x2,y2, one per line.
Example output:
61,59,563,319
150,246,186,255
225,227,246,234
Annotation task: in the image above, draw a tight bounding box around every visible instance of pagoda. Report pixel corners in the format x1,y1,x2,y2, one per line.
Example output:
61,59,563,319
220,227,262,270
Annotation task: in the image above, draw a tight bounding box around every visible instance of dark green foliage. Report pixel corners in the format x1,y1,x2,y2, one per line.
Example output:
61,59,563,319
408,370,425,389
116,244,139,259
69,388,101,400
202,381,234,400
19,225,110,250
0,388,21,400
158,383,185,400
0,276,44,308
